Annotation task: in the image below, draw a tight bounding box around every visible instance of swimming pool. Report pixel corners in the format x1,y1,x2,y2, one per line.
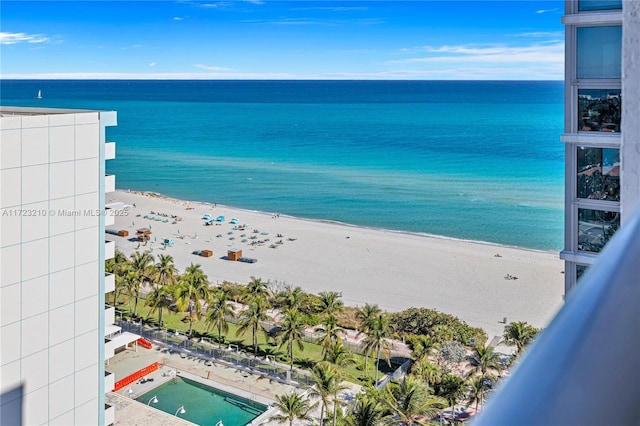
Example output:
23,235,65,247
136,376,267,426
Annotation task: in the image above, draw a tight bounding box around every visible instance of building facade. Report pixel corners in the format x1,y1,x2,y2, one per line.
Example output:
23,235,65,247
560,0,636,294
0,107,117,425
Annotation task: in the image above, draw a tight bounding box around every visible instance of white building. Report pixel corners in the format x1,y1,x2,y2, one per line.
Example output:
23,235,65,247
1,107,118,425
560,0,640,294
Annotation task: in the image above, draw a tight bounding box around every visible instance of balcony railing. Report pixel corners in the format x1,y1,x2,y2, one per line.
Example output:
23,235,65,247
105,240,115,260
105,371,115,393
105,141,116,160
105,272,115,294
474,209,640,425
105,174,116,193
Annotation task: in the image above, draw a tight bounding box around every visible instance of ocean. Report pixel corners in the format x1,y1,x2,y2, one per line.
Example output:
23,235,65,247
1,80,564,251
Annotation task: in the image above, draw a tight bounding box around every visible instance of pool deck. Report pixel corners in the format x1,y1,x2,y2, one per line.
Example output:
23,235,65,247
107,344,302,425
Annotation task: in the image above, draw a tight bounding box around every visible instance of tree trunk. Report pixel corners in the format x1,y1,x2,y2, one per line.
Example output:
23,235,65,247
375,346,381,383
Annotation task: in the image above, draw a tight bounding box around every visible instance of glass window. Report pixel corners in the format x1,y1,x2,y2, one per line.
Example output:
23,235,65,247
576,264,589,282
577,147,620,201
578,89,621,132
579,0,622,11
577,26,622,79
578,208,620,253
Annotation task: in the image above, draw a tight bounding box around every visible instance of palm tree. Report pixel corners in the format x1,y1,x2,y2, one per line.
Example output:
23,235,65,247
122,270,140,317
318,291,344,315
363,314,393,383
244,276,270,303
356,303,381,374
106,250,129,306
409,335,438,361
129,251,155,316
345,396,386,426
277,308,307,371
466,375,488,413
383,376,446,425
437,374,467,424
154,254,178,289
174,263,210,337
502,321,539,356
236,297,270,354
277,285,304,311
310,361,348,426
205,287,235,348
145,254,178,326
317,314,346,353
323,339,357,368
468,343,501,380
411,359,442,387
271,392,316,426
145,281,174,326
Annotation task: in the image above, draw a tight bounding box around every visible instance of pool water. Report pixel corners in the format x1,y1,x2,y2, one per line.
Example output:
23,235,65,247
136,376,267,426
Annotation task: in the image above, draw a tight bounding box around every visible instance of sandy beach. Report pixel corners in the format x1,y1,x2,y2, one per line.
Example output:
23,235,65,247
106,190,564,340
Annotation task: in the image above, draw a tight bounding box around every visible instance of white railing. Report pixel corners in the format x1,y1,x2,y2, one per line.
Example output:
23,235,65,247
105,240,115,260
105,273,115,294
105,174,116,193
105,142,116,160
474,209,640,426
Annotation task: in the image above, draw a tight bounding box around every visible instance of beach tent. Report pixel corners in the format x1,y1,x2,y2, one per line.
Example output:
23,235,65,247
217,215,225,222
230,218,239,225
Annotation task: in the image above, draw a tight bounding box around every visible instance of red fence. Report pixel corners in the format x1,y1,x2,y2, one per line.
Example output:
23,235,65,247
113,362,159,391
137,337,153,349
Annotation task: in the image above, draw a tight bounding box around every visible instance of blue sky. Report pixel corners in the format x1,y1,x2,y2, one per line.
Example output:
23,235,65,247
0,1,565,80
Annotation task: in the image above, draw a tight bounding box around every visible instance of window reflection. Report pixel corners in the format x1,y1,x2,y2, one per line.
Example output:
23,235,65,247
577,147,620,201
579,89,621,132
576,264,589,282
578,208,619,253
578,0,622,11
577,26,622,79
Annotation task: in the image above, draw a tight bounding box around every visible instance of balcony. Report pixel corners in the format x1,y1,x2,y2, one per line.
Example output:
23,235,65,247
475,209,640,425
105,371,115,393
105,142,116,160
105,174,116,193
105,338,115,360
105,403,115,426
105,240,115,260
105,305,115,327
104,208,115,226
105,272,115,294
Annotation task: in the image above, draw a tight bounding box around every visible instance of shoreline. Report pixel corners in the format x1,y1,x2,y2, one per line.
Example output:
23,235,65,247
123,190,559,255
106,189,565,340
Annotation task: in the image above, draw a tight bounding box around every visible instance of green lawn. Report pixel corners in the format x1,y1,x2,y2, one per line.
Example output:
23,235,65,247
114,298,394,386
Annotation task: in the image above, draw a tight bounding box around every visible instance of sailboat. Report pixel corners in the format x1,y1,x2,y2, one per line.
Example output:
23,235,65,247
36,90,43,99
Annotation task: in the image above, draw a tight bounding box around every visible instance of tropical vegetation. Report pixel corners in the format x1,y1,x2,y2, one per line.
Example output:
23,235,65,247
107,250,541,424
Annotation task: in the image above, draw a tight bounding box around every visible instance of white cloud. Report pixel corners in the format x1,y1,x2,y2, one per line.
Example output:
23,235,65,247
194,64,233,71
173,16,184,21
0,32,49,45
390,42,564,65
121,44,143,50
0,67,562,81
149,62,157,67
536,8,559,14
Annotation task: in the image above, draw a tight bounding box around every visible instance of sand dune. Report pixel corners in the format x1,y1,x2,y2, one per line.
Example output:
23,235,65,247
106,190,564,340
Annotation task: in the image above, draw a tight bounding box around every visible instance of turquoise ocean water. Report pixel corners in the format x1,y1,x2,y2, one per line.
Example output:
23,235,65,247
1,80,564,251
